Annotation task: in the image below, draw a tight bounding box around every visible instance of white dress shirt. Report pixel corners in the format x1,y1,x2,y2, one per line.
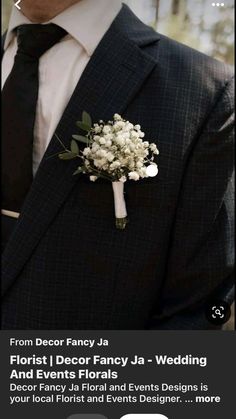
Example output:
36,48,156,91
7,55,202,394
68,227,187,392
2,0,122,176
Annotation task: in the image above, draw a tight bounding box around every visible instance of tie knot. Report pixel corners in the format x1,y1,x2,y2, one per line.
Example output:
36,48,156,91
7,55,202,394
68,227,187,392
16,23,67,59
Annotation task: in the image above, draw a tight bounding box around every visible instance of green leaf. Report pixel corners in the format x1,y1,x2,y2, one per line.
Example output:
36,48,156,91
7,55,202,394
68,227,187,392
70,140,79,154
59,151,77,160
76,121,91,132
82,111,92,129
73,167,83,176
72,134,88,144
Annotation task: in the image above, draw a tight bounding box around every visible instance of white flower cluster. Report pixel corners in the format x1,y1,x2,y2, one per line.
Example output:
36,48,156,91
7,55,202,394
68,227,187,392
81,114,159,182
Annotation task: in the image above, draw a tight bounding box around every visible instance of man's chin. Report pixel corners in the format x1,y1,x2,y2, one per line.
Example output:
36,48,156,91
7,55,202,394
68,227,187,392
19,0,80,23
20,13,50,24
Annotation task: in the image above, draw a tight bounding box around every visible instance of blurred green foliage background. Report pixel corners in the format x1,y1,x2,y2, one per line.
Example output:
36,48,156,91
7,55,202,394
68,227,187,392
2,0,234,65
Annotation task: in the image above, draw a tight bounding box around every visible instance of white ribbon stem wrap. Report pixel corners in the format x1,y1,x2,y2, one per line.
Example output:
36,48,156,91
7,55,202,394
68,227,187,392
112,181,128,229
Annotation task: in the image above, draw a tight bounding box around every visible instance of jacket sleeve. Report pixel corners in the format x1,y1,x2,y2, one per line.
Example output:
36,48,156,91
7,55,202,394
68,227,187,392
149,76,235,330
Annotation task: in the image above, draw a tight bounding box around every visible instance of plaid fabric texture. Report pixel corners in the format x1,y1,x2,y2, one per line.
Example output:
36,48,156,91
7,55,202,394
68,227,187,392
1,5,234,329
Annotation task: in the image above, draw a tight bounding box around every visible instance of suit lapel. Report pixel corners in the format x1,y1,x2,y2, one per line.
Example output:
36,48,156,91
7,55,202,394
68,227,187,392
2,5,160,296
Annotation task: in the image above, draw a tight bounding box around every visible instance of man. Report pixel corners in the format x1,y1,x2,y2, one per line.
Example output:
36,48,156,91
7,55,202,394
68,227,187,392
1,0,234,329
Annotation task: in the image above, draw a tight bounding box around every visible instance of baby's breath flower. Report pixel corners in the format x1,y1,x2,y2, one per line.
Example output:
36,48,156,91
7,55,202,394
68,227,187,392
146,163,158,177
131,130,139,139
126,123,134,130
94,158,108,169
119,176,127,183
104,134,113,141
114,113,122,121
94,135,101,141
83,147,91,157
136,161,143,168
116,121,126,129
139,167,148,177
110,161,121,170
107,152,115,162
94,126,102,134
123,132,130,140
116,136,125,146
103,125,111,134
90,176,98,182
150,143,159,154
105,139,112,147
129,171,140,181
92,143,99,152
129,172,140,181
96,149,107,158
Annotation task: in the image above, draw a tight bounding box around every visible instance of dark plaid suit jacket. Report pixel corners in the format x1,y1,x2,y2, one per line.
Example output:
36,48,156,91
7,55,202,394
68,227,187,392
1,5,234,329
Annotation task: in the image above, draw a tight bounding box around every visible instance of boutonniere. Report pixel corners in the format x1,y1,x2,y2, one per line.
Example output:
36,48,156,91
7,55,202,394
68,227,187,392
58,112,159,230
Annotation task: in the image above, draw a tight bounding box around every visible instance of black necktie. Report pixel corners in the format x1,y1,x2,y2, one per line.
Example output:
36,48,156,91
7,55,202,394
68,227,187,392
2,24,67,213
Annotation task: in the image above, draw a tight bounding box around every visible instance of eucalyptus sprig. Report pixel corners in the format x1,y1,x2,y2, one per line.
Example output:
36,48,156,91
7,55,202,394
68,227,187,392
58,111,91,161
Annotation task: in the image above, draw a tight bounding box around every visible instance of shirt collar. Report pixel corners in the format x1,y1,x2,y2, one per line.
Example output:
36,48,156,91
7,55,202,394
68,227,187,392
4,6,31,50
4,0,122,56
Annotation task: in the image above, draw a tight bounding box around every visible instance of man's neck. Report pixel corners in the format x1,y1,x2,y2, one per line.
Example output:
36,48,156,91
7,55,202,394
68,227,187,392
20,1,80,23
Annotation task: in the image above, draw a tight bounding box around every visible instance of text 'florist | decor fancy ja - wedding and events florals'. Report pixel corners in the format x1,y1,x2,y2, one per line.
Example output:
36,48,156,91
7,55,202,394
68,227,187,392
57,112,159,230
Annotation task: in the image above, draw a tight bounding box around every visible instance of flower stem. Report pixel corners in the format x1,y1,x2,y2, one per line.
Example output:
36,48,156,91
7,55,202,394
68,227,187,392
116,217,128,230
112,181,128,230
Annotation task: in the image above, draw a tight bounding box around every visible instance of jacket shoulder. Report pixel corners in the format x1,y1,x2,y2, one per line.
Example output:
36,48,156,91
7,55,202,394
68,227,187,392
154,33,233,88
